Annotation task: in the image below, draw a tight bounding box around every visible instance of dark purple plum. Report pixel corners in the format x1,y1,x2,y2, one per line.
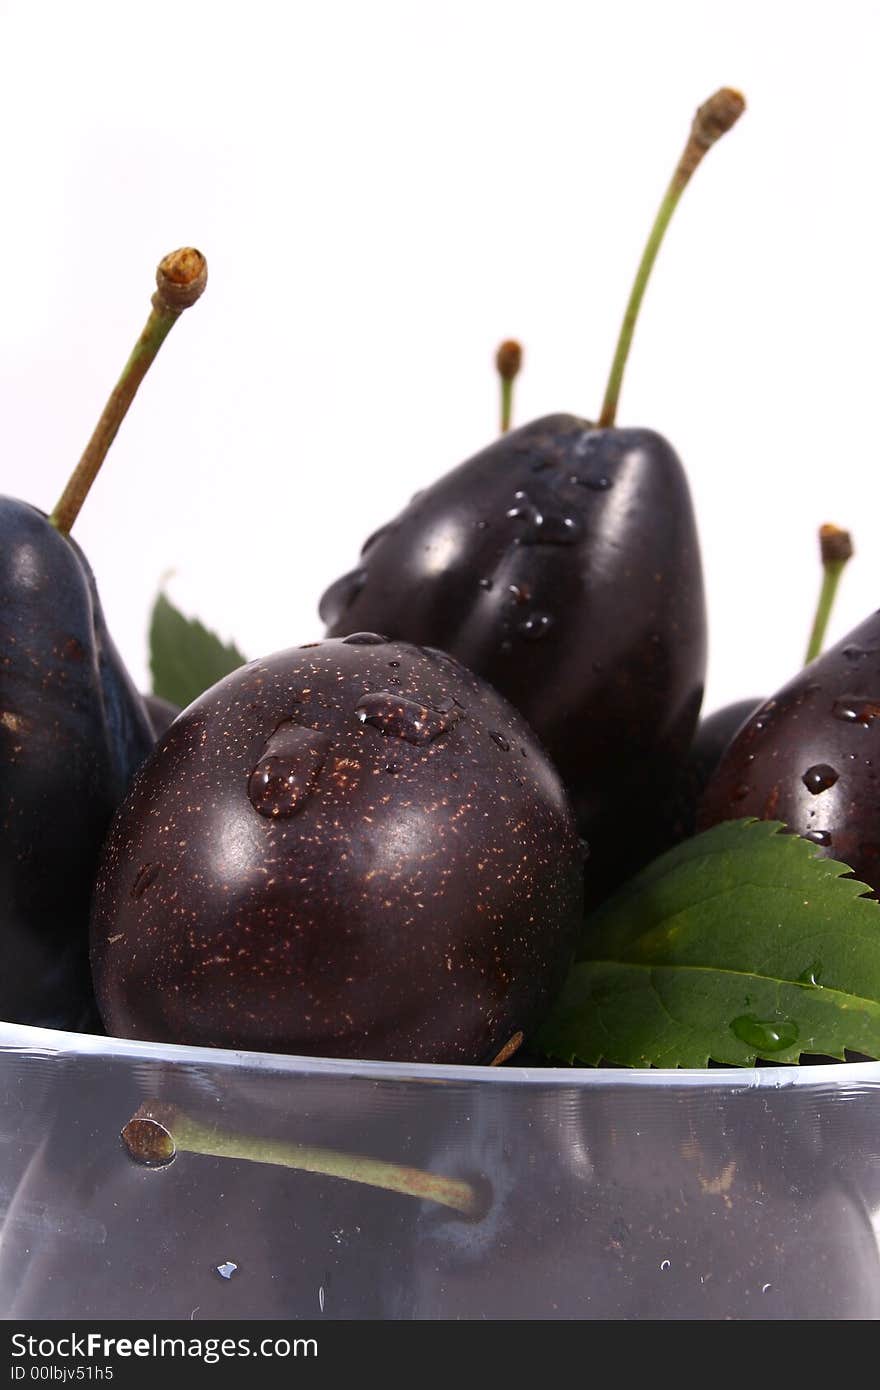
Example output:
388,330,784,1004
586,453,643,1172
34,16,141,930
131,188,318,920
0,247,206,1030
699,611,880,891
0,501,154,1029
322,417,706,897
90,635,584,1063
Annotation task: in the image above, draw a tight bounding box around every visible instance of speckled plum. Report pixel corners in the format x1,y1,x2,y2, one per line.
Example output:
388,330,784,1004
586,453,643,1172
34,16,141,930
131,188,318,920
90,635,584,1063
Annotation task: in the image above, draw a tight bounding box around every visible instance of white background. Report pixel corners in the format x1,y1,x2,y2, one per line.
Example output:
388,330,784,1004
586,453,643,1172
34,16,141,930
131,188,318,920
0,0,876,717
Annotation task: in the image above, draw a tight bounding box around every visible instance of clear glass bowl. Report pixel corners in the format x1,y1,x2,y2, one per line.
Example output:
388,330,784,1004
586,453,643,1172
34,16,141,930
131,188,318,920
1,1021,878,1319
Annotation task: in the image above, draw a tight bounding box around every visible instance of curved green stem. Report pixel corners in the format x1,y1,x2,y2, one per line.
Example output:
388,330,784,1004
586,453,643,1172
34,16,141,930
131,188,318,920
598,88,745,429
50,248,207,536
122,1101,480,1217
805,524,853,665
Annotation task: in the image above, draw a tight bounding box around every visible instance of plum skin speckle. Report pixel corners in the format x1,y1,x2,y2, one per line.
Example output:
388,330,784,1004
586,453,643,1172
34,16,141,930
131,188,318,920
90,636,584,1064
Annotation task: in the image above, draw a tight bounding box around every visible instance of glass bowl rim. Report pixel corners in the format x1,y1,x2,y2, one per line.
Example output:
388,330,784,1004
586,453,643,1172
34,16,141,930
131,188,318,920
2,1020,878,1092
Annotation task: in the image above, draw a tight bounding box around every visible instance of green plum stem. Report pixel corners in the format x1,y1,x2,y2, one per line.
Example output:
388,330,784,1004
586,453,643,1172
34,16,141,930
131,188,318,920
495,339,522,435
804,524,853,665
122,1101,481,1216
50,248,207,536
598,88,745,429
500,378,514,434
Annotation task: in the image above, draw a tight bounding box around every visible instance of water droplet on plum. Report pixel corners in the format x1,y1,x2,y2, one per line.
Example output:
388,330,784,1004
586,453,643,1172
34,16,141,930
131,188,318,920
832,697,880,726
804,829,832,847
248,723,331,818
519,612,554,641
355,692,462,745
801,764,839,794
505,486,581,545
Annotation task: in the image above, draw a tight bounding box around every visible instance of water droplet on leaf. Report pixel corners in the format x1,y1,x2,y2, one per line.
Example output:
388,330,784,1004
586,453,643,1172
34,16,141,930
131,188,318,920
730,1015,799,1053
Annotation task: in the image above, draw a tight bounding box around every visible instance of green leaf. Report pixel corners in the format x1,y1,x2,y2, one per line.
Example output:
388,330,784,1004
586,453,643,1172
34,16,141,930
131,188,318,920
537,819,880,1068
149,591,247,709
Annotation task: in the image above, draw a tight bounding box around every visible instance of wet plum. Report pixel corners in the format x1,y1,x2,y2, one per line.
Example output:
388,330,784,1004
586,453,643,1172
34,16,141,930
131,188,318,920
90,635,584,1063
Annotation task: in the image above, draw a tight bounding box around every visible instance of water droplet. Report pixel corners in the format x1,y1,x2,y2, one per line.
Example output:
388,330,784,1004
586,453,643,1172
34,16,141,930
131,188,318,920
388,659,400,668
798,961,822,986
843,646,866,661
578,837,590,862
730,1015,799,1053
519,612,554,641
342,632,388,646
318,1285,325,1312
216,1261,239,1280
660,1260,671,1272
573,474,613,491
479,578,493,591
356,692,462,745
731,783,751,802
804,829,832,848
508,583,530,606
801,763,839,794
490,731,511,751
384,762,400,775
505,485,582,545
131,863,161,899
318,568,367,626
121,1115,176,1168
832,697,880,726
476,519,489,530
761,1283,772,1295
248,724,331,818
